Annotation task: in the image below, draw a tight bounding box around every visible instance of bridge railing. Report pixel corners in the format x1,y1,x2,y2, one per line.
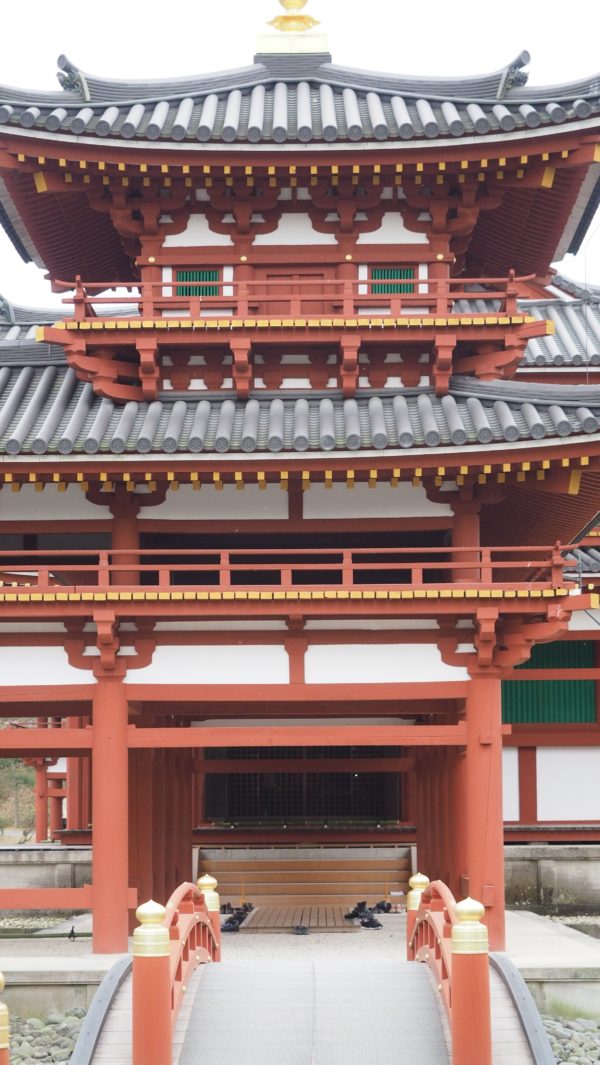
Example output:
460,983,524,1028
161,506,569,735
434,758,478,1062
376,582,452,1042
132,877,221,1065
406,874,492,1065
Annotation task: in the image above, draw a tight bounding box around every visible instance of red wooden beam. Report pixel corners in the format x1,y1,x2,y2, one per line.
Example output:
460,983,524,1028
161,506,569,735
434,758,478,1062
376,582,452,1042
0,729,92,754
0,886,138,910
501,669,600,680
126,682,469,703
128,723,469,748
504,729,600,746
0,686,93,704
195,757,414,773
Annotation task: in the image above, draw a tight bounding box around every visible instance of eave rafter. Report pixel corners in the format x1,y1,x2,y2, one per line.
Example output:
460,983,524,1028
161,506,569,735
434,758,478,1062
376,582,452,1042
0,446,595,492
0,128,598,282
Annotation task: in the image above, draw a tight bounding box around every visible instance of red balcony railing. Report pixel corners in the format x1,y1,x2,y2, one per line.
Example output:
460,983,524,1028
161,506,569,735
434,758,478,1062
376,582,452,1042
0,544,570,594
55,271,527,322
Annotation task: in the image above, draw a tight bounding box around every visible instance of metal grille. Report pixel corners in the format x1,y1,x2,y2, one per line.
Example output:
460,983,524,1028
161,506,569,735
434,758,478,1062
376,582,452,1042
175,268,219,296
371,266,415,293
205,747,401,822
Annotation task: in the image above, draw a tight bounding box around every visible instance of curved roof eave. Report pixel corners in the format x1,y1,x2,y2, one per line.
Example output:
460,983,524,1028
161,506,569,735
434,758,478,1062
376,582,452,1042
0,49,598,109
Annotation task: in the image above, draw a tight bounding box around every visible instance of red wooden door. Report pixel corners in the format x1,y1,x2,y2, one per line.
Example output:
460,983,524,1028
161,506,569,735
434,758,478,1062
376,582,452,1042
252,268,334,315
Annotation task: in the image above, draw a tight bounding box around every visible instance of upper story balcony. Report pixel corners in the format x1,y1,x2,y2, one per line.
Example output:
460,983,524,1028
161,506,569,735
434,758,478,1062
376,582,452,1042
41,272,551,401
0,544,573,606
60,271,532,324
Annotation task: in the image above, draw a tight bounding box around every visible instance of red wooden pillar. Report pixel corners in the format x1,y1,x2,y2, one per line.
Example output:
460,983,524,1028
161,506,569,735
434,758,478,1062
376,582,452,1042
34,762,48,842
413,752,424,872
437,749,450,884
137,750,155,907
110,495,140,586
178,750,193,886
452,498,481,582
518,747,537,824
448,746,467,901
164,749,177,900
48,783,63,837
193,749,206,825
152,747,167,904
128,751,141,933
92,670,130,952
66,717,83,832
463,675,505,950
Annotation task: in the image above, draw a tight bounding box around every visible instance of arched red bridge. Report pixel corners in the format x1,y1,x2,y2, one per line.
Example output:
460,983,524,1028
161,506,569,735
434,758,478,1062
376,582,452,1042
65,876,554,1065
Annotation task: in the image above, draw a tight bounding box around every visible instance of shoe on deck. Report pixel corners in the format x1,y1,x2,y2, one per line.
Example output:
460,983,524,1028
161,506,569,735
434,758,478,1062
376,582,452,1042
360,915,382,929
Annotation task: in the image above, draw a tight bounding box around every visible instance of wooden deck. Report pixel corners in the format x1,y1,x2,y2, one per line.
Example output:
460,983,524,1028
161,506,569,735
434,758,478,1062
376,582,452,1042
238,904,359,933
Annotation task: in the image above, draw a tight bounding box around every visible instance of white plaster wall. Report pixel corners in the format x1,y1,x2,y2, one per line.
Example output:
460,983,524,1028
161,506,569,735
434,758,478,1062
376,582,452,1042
0,485,111,521
357,213,429,245
138,484,288,521
253,213,337,245
163,214,233,247
569,610,600,631
304,644,469,683
303,481,453,519
537,747,600,820
0,647,94,685
127,645,289,684
502,747,520,822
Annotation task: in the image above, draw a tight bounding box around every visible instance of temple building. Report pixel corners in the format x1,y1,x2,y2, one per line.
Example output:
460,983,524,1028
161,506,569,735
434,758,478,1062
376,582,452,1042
1,0,600,953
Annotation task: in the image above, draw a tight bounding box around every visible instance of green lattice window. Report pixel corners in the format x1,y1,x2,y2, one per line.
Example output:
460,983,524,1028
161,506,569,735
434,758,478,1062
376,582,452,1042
501,640,596,723
371,266,415,294
175,268,219,297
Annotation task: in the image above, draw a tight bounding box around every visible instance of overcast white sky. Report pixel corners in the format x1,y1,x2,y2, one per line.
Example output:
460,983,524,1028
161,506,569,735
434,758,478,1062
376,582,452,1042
1,0,600,308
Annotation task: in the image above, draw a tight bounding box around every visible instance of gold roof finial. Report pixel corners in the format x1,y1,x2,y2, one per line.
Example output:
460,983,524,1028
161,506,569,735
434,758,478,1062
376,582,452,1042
268,0,320,33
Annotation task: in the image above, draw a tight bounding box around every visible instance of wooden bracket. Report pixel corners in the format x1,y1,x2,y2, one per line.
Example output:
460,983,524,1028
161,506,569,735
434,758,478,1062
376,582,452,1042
339,334,361,396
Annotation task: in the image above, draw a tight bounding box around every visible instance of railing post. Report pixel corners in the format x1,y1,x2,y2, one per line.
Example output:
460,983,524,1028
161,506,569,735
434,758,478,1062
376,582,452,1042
0,971,9,1065
406,872,429,957
132,900,172,1065
505,268,518,314
551,540,564,588
197,874,221,961
451,897,492,1065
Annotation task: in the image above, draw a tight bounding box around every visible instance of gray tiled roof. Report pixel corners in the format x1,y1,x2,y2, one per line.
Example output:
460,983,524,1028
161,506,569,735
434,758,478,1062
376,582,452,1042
0,51,599,145
453,281,600,369
1,364,600,457
564,547,600,576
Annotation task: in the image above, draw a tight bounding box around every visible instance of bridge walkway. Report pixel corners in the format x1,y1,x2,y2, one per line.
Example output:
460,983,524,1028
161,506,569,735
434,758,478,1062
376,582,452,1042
178,960,450,1065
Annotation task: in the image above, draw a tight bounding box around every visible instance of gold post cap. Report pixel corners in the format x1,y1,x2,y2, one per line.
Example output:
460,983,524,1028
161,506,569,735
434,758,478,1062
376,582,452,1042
197,874,220,913
406,872,430,911
258,0,328,54
133,899,170,957
268,0,320,32
0,972,4,994
0,1002,8,1050
408,872,430,892
452,896,489,955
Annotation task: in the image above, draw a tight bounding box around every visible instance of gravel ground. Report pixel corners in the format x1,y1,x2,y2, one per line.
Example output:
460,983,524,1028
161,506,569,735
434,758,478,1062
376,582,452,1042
0,938,93,957
220,911,406,960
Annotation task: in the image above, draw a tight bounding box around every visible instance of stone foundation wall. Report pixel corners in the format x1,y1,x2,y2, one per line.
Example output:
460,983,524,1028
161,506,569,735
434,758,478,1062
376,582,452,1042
505,845,600,913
